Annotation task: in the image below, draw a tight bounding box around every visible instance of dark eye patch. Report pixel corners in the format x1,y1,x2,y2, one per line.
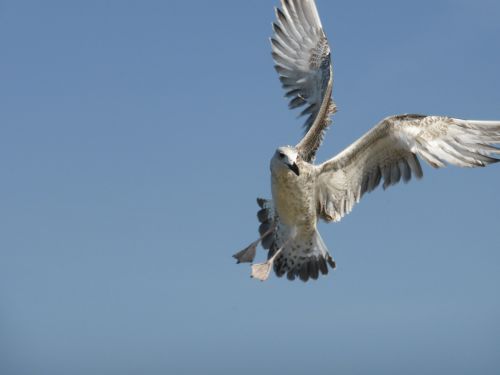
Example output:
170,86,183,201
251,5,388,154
279,152,285,159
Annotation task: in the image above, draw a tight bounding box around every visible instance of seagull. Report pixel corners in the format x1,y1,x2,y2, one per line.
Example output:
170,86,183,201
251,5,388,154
233,0,500,282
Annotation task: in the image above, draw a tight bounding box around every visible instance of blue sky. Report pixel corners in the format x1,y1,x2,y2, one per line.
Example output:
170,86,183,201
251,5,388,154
1,0,499,374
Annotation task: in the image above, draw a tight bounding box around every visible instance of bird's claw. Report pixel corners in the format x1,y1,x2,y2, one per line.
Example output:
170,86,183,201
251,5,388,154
232,241,258,264
251,261,273,281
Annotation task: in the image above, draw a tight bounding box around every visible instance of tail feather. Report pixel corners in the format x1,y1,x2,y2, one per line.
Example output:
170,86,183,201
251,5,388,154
255,198,335,282
274,229,336,282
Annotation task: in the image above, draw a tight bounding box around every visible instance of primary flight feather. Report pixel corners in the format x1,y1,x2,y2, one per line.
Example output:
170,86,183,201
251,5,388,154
233,0,500,282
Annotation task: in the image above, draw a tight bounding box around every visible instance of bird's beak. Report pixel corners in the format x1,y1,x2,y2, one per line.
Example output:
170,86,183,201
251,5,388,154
289,163,300,176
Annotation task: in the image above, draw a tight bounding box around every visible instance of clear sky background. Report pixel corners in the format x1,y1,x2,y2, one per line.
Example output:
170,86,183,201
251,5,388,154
1,1,499,374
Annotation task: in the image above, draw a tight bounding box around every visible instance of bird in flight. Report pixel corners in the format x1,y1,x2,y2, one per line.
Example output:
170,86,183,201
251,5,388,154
233,0,500,282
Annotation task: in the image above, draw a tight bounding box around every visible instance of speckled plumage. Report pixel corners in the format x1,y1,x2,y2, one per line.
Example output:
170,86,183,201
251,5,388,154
233,0,500,282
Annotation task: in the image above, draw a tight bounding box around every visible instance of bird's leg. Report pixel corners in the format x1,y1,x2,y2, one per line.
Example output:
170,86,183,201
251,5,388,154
232,226,275,264
251,238,291,282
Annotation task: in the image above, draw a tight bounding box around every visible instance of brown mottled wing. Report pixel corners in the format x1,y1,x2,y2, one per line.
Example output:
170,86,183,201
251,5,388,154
271,0,336,162
256,198,276,250
316,115,500,222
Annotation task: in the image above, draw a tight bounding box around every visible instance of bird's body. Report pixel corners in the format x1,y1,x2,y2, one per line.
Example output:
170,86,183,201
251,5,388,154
233,0,500,282
271,151,314,229
268,153,336,281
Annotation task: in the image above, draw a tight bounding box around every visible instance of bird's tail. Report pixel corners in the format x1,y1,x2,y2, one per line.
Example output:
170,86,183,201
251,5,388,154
272,228,336,282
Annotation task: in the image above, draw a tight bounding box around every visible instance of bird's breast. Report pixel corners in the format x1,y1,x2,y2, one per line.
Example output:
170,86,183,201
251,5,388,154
271,167,316,230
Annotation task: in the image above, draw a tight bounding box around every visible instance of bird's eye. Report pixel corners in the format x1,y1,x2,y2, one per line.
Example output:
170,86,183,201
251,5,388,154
279,152,285,159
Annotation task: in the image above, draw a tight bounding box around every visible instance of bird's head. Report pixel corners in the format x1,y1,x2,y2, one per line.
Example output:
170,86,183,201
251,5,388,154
271,146,300,176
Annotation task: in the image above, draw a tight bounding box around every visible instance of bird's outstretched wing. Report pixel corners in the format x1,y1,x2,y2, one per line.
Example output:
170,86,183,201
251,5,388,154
271,0,336,162
316,115,500,222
